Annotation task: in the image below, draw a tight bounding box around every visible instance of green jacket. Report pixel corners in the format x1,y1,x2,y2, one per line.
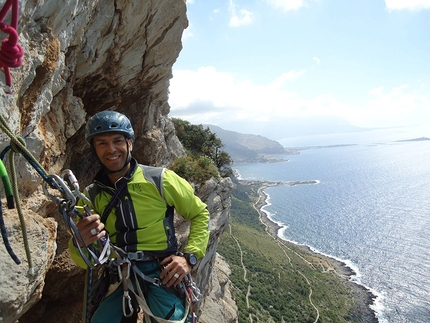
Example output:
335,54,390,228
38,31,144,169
69,159,210,269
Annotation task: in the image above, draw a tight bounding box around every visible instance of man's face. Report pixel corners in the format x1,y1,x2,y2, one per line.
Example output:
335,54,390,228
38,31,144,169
93,132,133,172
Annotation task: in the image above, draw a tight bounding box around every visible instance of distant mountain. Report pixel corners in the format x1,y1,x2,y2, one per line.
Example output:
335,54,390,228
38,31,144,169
205,124,288,163
217,116,364,141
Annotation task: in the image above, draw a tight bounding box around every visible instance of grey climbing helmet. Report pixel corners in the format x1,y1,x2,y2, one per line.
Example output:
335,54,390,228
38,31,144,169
85,110,135,144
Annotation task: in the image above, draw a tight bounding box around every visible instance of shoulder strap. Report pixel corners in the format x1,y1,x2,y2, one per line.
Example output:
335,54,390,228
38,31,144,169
139,165,167,205
86,165,169,224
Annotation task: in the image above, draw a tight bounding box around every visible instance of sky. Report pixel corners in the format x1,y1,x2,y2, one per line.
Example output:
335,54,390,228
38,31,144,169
168,0,430,140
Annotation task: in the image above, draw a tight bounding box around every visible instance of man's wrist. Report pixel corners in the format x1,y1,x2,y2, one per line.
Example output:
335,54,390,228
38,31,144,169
177,252,198,267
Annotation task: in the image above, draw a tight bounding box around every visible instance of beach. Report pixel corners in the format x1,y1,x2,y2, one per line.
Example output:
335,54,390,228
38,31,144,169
241,179,379,322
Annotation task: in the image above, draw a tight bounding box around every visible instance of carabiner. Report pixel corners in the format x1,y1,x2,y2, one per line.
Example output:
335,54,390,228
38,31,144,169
61,169,92,205
43,174,76,210
122,290,134,318
61,169,79,192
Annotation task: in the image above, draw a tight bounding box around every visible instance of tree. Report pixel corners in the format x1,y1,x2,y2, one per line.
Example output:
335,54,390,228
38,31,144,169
171,118,233,177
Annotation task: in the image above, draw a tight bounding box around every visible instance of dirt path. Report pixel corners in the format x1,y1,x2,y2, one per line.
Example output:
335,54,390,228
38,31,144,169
252,182,321,323
229,224,252,322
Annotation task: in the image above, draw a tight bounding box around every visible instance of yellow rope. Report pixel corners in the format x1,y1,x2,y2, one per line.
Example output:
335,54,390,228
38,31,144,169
0,114,49,276
9,147,33,275
0,114,47,173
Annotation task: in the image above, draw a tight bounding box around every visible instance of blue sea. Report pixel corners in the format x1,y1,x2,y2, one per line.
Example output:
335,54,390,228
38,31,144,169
233,126,430,323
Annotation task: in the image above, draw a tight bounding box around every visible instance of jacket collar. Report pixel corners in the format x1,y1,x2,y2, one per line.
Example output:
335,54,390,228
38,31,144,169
93,158,138,188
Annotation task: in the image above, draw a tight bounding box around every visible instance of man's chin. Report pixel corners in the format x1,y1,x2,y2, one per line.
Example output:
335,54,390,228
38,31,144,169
103,162,123,173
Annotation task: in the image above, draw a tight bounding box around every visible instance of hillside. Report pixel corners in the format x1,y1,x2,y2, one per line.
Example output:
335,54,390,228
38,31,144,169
205,124,291,163
218,179,377,322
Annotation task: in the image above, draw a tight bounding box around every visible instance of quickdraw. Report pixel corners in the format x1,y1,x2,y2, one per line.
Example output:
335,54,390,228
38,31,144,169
42,169,112,268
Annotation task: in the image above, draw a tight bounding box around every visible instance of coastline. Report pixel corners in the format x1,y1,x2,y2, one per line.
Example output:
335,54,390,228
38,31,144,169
241,179,379,322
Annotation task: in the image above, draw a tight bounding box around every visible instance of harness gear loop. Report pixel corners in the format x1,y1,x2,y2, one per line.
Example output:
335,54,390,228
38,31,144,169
184,274,202,304
0,0,24,93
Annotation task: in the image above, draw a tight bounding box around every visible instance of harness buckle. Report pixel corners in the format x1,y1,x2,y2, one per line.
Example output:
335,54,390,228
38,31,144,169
127,251,145,261
152,277,161,287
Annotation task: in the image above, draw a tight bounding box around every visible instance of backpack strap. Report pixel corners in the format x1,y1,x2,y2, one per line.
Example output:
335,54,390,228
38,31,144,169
139,165,167,205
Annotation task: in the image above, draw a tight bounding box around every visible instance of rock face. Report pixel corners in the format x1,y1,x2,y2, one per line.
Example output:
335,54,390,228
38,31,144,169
0,1,235,322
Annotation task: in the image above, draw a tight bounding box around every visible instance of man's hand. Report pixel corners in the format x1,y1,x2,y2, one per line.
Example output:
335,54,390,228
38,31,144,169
159,255,191,287
75,214,106,247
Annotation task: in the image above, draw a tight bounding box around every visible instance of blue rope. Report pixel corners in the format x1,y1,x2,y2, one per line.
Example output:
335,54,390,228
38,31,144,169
0,199,20,264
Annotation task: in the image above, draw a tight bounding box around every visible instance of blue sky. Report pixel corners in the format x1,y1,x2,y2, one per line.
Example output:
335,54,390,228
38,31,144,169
168,0,430,139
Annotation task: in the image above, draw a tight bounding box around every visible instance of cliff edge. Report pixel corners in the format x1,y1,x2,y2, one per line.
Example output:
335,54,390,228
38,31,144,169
0,1,235,322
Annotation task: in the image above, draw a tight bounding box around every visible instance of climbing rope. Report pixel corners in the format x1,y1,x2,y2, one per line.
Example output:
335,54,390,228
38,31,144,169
0,0,24,93
0,112,52,275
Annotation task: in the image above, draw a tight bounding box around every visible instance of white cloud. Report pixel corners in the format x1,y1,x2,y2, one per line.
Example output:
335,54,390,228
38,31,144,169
265,0,308,11
385,0,430,11
269,70,306,90
168,67,430,129
336,85,430,128
312,56,321,65
229,0,254,27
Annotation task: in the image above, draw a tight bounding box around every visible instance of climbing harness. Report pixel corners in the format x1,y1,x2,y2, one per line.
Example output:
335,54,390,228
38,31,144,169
41,169,201,323
0,0,24,93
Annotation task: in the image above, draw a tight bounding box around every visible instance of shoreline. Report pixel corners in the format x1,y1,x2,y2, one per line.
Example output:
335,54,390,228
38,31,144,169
240,179,379,322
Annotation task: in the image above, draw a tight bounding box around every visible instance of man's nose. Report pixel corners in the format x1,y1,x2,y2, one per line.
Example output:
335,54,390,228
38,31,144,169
106,141,116,151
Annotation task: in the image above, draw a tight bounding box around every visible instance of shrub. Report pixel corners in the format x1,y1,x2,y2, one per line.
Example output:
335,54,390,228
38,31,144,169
169,155,219,185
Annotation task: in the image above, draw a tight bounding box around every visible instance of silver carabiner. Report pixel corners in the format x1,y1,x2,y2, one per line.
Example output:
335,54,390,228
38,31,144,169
122,290,134,318
61,169,79,192
61,169,92,205
43,174,76,210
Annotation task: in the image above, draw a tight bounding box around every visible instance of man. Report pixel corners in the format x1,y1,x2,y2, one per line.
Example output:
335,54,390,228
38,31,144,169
68,110,210,323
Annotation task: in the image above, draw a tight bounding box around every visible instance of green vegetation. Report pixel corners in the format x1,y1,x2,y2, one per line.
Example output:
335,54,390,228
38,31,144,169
217,181,366,323
170,118,233,183
169,155,219,185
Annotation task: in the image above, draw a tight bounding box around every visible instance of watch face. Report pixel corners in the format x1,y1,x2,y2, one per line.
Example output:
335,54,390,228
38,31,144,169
187,253,197,266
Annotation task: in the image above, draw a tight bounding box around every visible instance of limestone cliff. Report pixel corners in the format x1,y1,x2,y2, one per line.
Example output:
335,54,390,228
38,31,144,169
0,1,235,322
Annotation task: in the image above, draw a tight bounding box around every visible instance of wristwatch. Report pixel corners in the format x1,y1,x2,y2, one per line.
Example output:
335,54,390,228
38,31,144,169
178,252,198,267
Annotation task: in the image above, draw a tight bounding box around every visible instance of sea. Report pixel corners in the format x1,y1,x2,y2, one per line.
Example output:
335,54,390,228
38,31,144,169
233,126,430,323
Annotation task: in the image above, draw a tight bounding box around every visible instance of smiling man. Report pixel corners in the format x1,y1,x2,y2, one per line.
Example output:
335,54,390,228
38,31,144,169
68,110,210,323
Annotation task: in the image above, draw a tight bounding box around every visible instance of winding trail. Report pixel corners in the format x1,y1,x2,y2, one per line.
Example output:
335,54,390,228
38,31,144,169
229,225,252,322
250,182,321,323
229,225,248,281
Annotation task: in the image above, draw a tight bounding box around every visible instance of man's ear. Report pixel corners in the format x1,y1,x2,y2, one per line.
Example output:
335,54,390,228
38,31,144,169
128,138,133,151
